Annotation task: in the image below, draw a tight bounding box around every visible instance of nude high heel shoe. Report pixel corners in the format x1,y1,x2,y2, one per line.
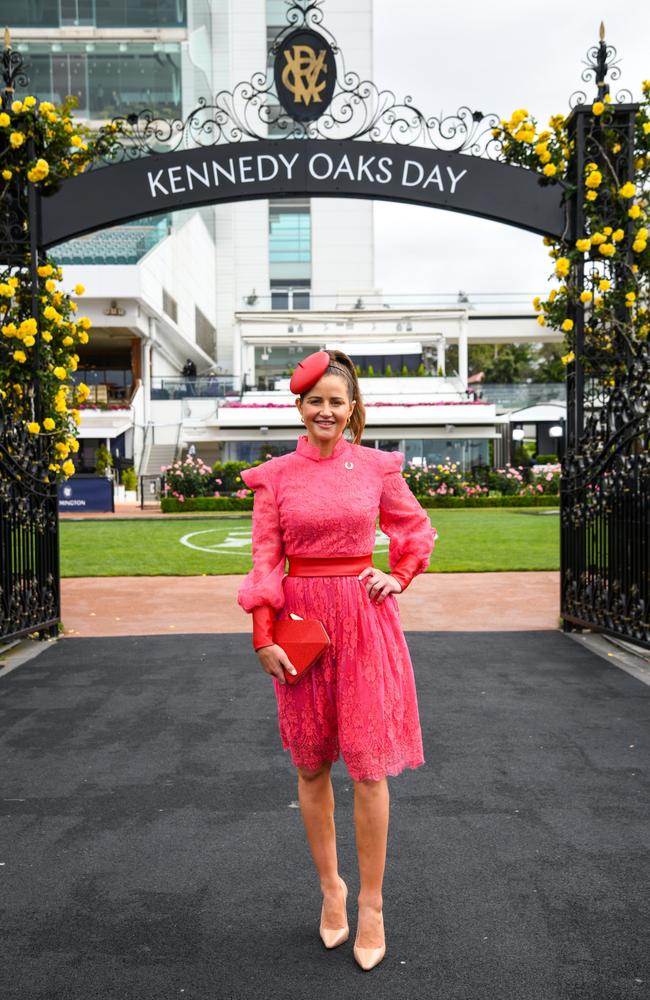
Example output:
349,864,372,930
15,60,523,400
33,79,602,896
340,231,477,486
319,877,349,948
353,908,386,971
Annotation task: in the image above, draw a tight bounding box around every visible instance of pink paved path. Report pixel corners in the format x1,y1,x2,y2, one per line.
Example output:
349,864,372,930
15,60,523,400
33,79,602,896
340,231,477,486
61,572,561,638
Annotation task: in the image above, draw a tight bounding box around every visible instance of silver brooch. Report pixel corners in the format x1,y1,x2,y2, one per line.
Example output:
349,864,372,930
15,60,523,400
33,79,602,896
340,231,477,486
344,461,354,470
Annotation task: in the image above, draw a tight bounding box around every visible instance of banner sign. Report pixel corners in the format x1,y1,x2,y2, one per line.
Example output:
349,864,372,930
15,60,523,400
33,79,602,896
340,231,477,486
41,139,565,246
58,476,114,514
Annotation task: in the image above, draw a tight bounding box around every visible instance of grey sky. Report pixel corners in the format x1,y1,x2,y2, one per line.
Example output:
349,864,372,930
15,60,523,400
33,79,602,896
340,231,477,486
371,0,649,300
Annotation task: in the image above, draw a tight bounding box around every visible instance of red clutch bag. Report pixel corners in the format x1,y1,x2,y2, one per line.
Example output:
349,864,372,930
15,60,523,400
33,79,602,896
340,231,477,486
272,613,331,685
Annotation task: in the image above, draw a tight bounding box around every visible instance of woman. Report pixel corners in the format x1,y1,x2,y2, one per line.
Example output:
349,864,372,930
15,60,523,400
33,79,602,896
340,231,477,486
237,349,437,971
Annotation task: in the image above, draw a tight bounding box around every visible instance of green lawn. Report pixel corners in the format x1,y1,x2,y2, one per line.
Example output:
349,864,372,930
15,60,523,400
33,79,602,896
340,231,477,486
59,508,560,577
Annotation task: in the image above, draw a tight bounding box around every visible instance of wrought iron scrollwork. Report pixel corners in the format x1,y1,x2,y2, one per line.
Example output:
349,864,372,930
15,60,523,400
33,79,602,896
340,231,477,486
99,0,502,163
1,30,29,110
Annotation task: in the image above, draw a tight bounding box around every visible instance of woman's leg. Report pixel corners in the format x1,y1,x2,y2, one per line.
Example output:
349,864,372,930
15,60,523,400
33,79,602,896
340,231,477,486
297,762,347,928
353,776,389,947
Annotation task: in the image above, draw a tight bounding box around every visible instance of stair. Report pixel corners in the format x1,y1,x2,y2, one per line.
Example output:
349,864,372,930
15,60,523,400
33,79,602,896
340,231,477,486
145,444,177,477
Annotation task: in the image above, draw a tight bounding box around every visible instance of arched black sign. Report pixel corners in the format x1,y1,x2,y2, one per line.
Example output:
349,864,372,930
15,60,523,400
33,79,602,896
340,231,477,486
40,139,566,248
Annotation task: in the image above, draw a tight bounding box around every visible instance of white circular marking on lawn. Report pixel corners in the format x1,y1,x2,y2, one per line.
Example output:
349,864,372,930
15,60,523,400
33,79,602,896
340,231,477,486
179,526,390,555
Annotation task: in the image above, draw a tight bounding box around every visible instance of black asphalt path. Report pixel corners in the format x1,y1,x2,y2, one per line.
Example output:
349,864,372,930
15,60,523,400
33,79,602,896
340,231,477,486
1,631,648,1000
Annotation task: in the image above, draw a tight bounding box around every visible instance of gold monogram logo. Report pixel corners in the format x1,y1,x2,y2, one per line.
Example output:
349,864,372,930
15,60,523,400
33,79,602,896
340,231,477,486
281,44,327,106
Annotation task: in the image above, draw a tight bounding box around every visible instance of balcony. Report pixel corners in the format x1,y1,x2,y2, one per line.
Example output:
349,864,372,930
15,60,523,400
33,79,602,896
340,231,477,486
151,376,237,400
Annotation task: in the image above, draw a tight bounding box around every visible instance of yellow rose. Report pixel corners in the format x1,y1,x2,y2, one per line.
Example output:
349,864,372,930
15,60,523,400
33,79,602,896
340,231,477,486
1,168,11,180
643,122,650,135
555,257,570,278
543,163,557,177
23,96,37,108
73,283,85,296
598,243,615,256
585,171,602,189
62,459,76,477
78,330,89,344
597,278,610,292
9,131,25,148
45,278,56,293
561,351,575,365
23,335,35,347
27,421,40,434
53,366,67,380
619,182,636,198
11,100,22,113
42,331,53,342
580,290,593,303
633,239,647,253
0,112,9,128
532,296,541,311
628,205,642,219
586,190,598,202
590,232,606,245
562,318,574,332
37,264,53,277
70,135,83,148
536,314,546,326
611,229,625,242
575,238,591,252
591,101,605,116
55,442,70,458
13,350,26,363
43,417,55,431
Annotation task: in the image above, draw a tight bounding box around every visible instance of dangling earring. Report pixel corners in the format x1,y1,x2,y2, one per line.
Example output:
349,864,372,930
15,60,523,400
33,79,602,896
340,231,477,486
300,415,305,423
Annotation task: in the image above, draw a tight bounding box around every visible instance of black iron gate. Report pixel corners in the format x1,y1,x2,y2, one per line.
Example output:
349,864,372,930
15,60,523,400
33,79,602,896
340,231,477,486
0,46,60,642
561,40,650,649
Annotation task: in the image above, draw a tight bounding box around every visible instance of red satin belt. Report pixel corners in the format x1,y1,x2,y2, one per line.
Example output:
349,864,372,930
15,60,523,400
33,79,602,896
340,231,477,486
251,551,423,650
287,553,374,576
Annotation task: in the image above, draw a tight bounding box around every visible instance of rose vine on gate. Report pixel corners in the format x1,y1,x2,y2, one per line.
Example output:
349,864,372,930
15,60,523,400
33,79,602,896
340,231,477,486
0,93,122,482
492,81,650,384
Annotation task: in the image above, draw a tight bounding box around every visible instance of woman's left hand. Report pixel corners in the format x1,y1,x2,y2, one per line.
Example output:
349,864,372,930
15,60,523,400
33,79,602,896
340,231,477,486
357,567,402,604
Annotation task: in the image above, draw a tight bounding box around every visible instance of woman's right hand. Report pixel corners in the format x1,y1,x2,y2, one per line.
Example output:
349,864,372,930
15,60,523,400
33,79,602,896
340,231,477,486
256,643,297,684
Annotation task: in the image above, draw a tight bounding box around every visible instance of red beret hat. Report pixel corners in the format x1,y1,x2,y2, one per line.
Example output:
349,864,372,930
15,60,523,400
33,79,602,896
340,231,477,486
289,350,331,395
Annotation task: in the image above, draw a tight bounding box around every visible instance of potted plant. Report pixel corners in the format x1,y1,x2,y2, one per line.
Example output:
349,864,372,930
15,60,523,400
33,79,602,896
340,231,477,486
121,466,138,503
95,443,113,478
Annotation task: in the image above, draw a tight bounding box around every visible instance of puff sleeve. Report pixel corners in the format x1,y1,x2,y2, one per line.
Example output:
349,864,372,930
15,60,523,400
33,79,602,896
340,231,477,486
236,463,286,650
378,450,438,591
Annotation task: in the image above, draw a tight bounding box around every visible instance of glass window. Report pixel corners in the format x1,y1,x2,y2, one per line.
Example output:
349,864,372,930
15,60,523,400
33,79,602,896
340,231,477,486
52,52,87,111
1,0,59,27
404,438,489,472
60,0,95,26
2,0,186,27
269,199,311,282
88,48,181,118
231,440,298,463
98,0,186,27
15,42,182,120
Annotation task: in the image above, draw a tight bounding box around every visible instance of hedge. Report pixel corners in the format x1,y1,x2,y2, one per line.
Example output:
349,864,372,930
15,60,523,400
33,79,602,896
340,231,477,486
160,494,560,513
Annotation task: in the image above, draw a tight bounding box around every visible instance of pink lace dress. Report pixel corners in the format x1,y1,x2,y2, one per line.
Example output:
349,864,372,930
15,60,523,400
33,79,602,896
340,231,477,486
237,433,438,781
